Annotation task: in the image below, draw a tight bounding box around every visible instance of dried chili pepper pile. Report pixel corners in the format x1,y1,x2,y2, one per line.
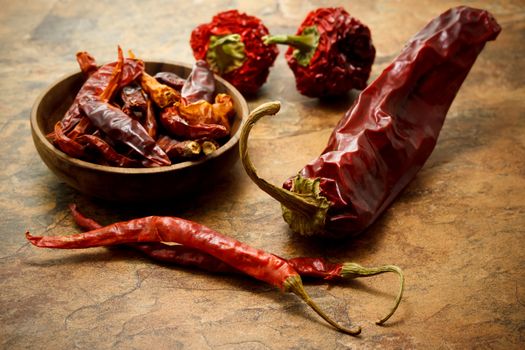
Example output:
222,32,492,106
26,203,405,334
49,47,235,168
190,10,279,95
264,7,375,97
240,6,501,237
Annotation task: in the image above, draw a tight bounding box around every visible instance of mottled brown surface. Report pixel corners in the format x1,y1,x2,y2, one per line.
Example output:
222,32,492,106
1,1,524,349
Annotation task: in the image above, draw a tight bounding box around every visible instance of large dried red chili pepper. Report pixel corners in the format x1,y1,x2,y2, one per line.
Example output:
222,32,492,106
190,10,279,95
26,217,361,335
264,7,375,97
240,7,501,237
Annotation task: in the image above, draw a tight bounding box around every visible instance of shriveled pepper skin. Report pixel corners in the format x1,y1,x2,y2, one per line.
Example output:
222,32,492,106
79,99,171,167
283,6,501,237
67,204,345,280
26,216,297,290
190,10,278,95
280,7,375,97
56,58,144,136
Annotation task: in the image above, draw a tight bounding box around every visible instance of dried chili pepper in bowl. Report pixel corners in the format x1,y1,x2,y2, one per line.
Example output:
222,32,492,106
264,7,375,98
30,51,249,201
190,10,279,95
240,6,501,237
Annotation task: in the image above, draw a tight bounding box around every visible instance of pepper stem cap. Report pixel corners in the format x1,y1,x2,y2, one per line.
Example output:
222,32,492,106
239,101,330,235
206,34,247,74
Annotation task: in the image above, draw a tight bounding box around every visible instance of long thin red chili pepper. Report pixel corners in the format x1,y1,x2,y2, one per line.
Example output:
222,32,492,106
25,217,361,335
66,203,403,324
239,6,501,237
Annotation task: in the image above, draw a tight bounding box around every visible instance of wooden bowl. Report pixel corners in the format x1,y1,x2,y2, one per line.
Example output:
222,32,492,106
30,61,248,202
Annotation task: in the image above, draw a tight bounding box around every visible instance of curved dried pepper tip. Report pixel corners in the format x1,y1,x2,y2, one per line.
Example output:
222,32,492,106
190,10,279,95
263,7,375,97
340,263,404,325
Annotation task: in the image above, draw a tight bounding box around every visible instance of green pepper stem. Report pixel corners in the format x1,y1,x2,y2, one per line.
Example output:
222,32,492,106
263,26,320,67
239,101,320,218
284,275,361,335
263,33,316,51
341,263,405,325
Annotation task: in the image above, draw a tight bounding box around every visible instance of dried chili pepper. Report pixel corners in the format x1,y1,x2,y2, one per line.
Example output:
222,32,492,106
157,135,201,160
65,203,403,325
76,134,140,167
179,93,234,132
120,85,158,139
240,7,501,237
154,72,186,91
190,10,278,95
53,52,144,137
79,98,170,167
26,217,361,335
76,51,98,78
199,139,220,156
263,7,375,97
181,60,215,104
160,104,229,140
120,84,148,117
140,72,180,108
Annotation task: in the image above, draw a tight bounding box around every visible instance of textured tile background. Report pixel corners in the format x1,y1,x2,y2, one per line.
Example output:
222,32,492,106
1,1,524,348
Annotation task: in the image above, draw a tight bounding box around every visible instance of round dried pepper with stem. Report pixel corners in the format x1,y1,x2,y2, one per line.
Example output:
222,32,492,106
190,10,279,95
264,7,375,97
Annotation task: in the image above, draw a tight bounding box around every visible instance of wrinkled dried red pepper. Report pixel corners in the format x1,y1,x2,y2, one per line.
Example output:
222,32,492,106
154,72,186,91
79,98,171,167
190,10,279,95
157,135,201,161
160,105,229,140
26,216,362,335
68,203,403,286
76,51,98,78
52,54,144,138
241,6,501,237
264,7,375,97
181,60,215,104
120,84,148,117
76,134,141,167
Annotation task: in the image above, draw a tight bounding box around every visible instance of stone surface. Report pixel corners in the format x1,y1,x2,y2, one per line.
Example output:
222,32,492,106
1,1,524,349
